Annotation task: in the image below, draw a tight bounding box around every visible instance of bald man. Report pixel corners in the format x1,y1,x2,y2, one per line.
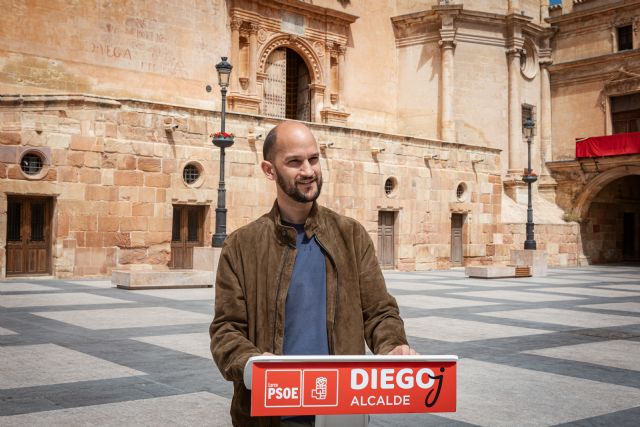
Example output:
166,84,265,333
210,121,413,427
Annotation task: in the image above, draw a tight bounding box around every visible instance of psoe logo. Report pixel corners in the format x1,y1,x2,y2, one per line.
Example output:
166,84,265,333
265,370,302,408
303,369,339,407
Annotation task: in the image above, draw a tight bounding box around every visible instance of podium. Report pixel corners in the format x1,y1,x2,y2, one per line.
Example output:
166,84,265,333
244,355,458,426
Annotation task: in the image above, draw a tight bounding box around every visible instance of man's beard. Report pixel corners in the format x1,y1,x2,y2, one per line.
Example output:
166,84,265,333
274,168,323,203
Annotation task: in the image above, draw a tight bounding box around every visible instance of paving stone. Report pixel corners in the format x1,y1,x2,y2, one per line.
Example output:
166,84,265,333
404,316,552,342
0,326,18,335
0,392,232,426
0,344,145,389
0,283,59,292
0,266,638,426
32,307,211,330
479,308,640,328
439,359,640,426
128,288,215,301
450,290,584,303
524,340,640,372
0,292,132,308
578,302,640,313
131,332,211,359
534,287,640,298
386,282,461,291
394,295,500,310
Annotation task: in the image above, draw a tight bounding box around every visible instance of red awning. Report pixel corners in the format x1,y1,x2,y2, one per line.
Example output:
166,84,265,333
576,132,640,158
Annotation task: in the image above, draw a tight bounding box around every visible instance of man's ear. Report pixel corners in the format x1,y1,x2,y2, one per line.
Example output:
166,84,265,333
261,160,276,181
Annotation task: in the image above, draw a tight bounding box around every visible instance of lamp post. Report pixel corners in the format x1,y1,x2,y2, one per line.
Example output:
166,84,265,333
522,118,537,250
212,57,233,248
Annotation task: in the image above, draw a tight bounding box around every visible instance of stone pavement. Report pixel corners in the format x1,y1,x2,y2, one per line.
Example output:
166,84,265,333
1,266,639,426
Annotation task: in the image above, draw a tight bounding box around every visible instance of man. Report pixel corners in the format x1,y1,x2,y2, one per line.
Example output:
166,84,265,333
210,121,414,426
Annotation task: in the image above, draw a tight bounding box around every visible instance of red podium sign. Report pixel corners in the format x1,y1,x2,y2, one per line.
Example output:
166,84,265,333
245,355,457,417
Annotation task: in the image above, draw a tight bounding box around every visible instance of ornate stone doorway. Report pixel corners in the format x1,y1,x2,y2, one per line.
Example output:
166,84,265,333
264,47,310,121
6,196,52,276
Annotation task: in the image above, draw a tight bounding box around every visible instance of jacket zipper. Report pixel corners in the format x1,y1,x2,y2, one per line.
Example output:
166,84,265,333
315,236,338,355
272,246,290,354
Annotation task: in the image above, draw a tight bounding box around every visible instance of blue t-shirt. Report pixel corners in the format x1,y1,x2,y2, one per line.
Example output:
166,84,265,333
282,223,329,356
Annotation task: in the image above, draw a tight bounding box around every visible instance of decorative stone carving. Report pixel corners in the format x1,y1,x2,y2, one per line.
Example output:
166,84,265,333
259,35,323,83
230,17,243,31
257,28,269,44
520,38,538,80
313,40,325,57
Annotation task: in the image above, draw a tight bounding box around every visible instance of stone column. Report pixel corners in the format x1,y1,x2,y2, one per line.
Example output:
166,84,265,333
248,22,259,96
539,58,552,174
337,45,346,110
507,47,522,174
433,5,461,142
229,17,242,94
440,39,456,142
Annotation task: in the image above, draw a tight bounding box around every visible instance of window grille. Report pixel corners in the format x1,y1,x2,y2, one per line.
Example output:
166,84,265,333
21,153,44,175
183,164,200,185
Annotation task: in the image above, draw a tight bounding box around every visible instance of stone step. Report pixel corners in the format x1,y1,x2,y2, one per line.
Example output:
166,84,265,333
112,270,214,290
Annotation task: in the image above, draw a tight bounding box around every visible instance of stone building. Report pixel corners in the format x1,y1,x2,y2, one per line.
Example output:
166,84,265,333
0,0,637,279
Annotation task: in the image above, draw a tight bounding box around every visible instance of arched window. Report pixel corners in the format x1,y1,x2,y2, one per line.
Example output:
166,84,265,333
264,47,311,121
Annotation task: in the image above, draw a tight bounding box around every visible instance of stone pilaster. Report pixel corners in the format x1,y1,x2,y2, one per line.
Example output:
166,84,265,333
248,22,259,96
433,4,462,143
337,45,346,110
506,46,523,176
229,17,242,95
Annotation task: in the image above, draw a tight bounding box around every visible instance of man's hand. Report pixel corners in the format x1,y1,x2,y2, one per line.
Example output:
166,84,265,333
386,345,417,355
261,352,275,356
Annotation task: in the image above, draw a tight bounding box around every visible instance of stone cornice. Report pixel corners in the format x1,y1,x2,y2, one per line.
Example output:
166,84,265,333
392,8,546,47
0,94,121,109
231,0,358,26
547,155,640,174
549,49,640,85
0,93,502,154
546,0,640,24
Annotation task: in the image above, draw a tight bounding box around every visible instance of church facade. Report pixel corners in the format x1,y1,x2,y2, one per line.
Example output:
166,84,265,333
0,0,638,278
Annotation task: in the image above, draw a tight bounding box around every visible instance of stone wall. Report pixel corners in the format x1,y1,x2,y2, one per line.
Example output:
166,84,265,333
0,0,229,109
0,94,506,277
493,223,580,267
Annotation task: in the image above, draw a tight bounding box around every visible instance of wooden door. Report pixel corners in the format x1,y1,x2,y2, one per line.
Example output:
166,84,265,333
170,205,204,269
6,196,52,276
264,48,287,118
377,211,395,269
451,214,464,266
296,65,310,121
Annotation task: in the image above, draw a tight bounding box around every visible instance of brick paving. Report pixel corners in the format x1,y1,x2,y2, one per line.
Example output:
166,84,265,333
1,266,639,426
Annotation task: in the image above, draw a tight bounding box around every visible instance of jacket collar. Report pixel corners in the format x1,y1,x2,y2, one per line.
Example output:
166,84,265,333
269,200,322,246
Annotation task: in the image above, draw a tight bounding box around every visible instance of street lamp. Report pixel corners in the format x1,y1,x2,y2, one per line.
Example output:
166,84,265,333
522,118,537,250
211,56,233,248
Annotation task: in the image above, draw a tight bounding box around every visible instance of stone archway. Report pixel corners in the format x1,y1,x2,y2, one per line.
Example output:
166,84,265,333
258,35,325,121
572,166,640,218
573,167,640,264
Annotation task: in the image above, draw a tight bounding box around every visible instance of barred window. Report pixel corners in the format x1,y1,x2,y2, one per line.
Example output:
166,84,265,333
21,153,44,175
183,164,201,185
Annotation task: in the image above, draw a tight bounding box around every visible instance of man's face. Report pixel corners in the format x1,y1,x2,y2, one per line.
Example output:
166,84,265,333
267,125,323,204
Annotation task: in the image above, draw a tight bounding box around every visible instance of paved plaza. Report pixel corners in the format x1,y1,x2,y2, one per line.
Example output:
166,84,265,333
1,266,639,426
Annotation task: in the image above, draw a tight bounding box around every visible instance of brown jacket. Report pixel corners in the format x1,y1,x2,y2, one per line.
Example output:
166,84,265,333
209,201,408,426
